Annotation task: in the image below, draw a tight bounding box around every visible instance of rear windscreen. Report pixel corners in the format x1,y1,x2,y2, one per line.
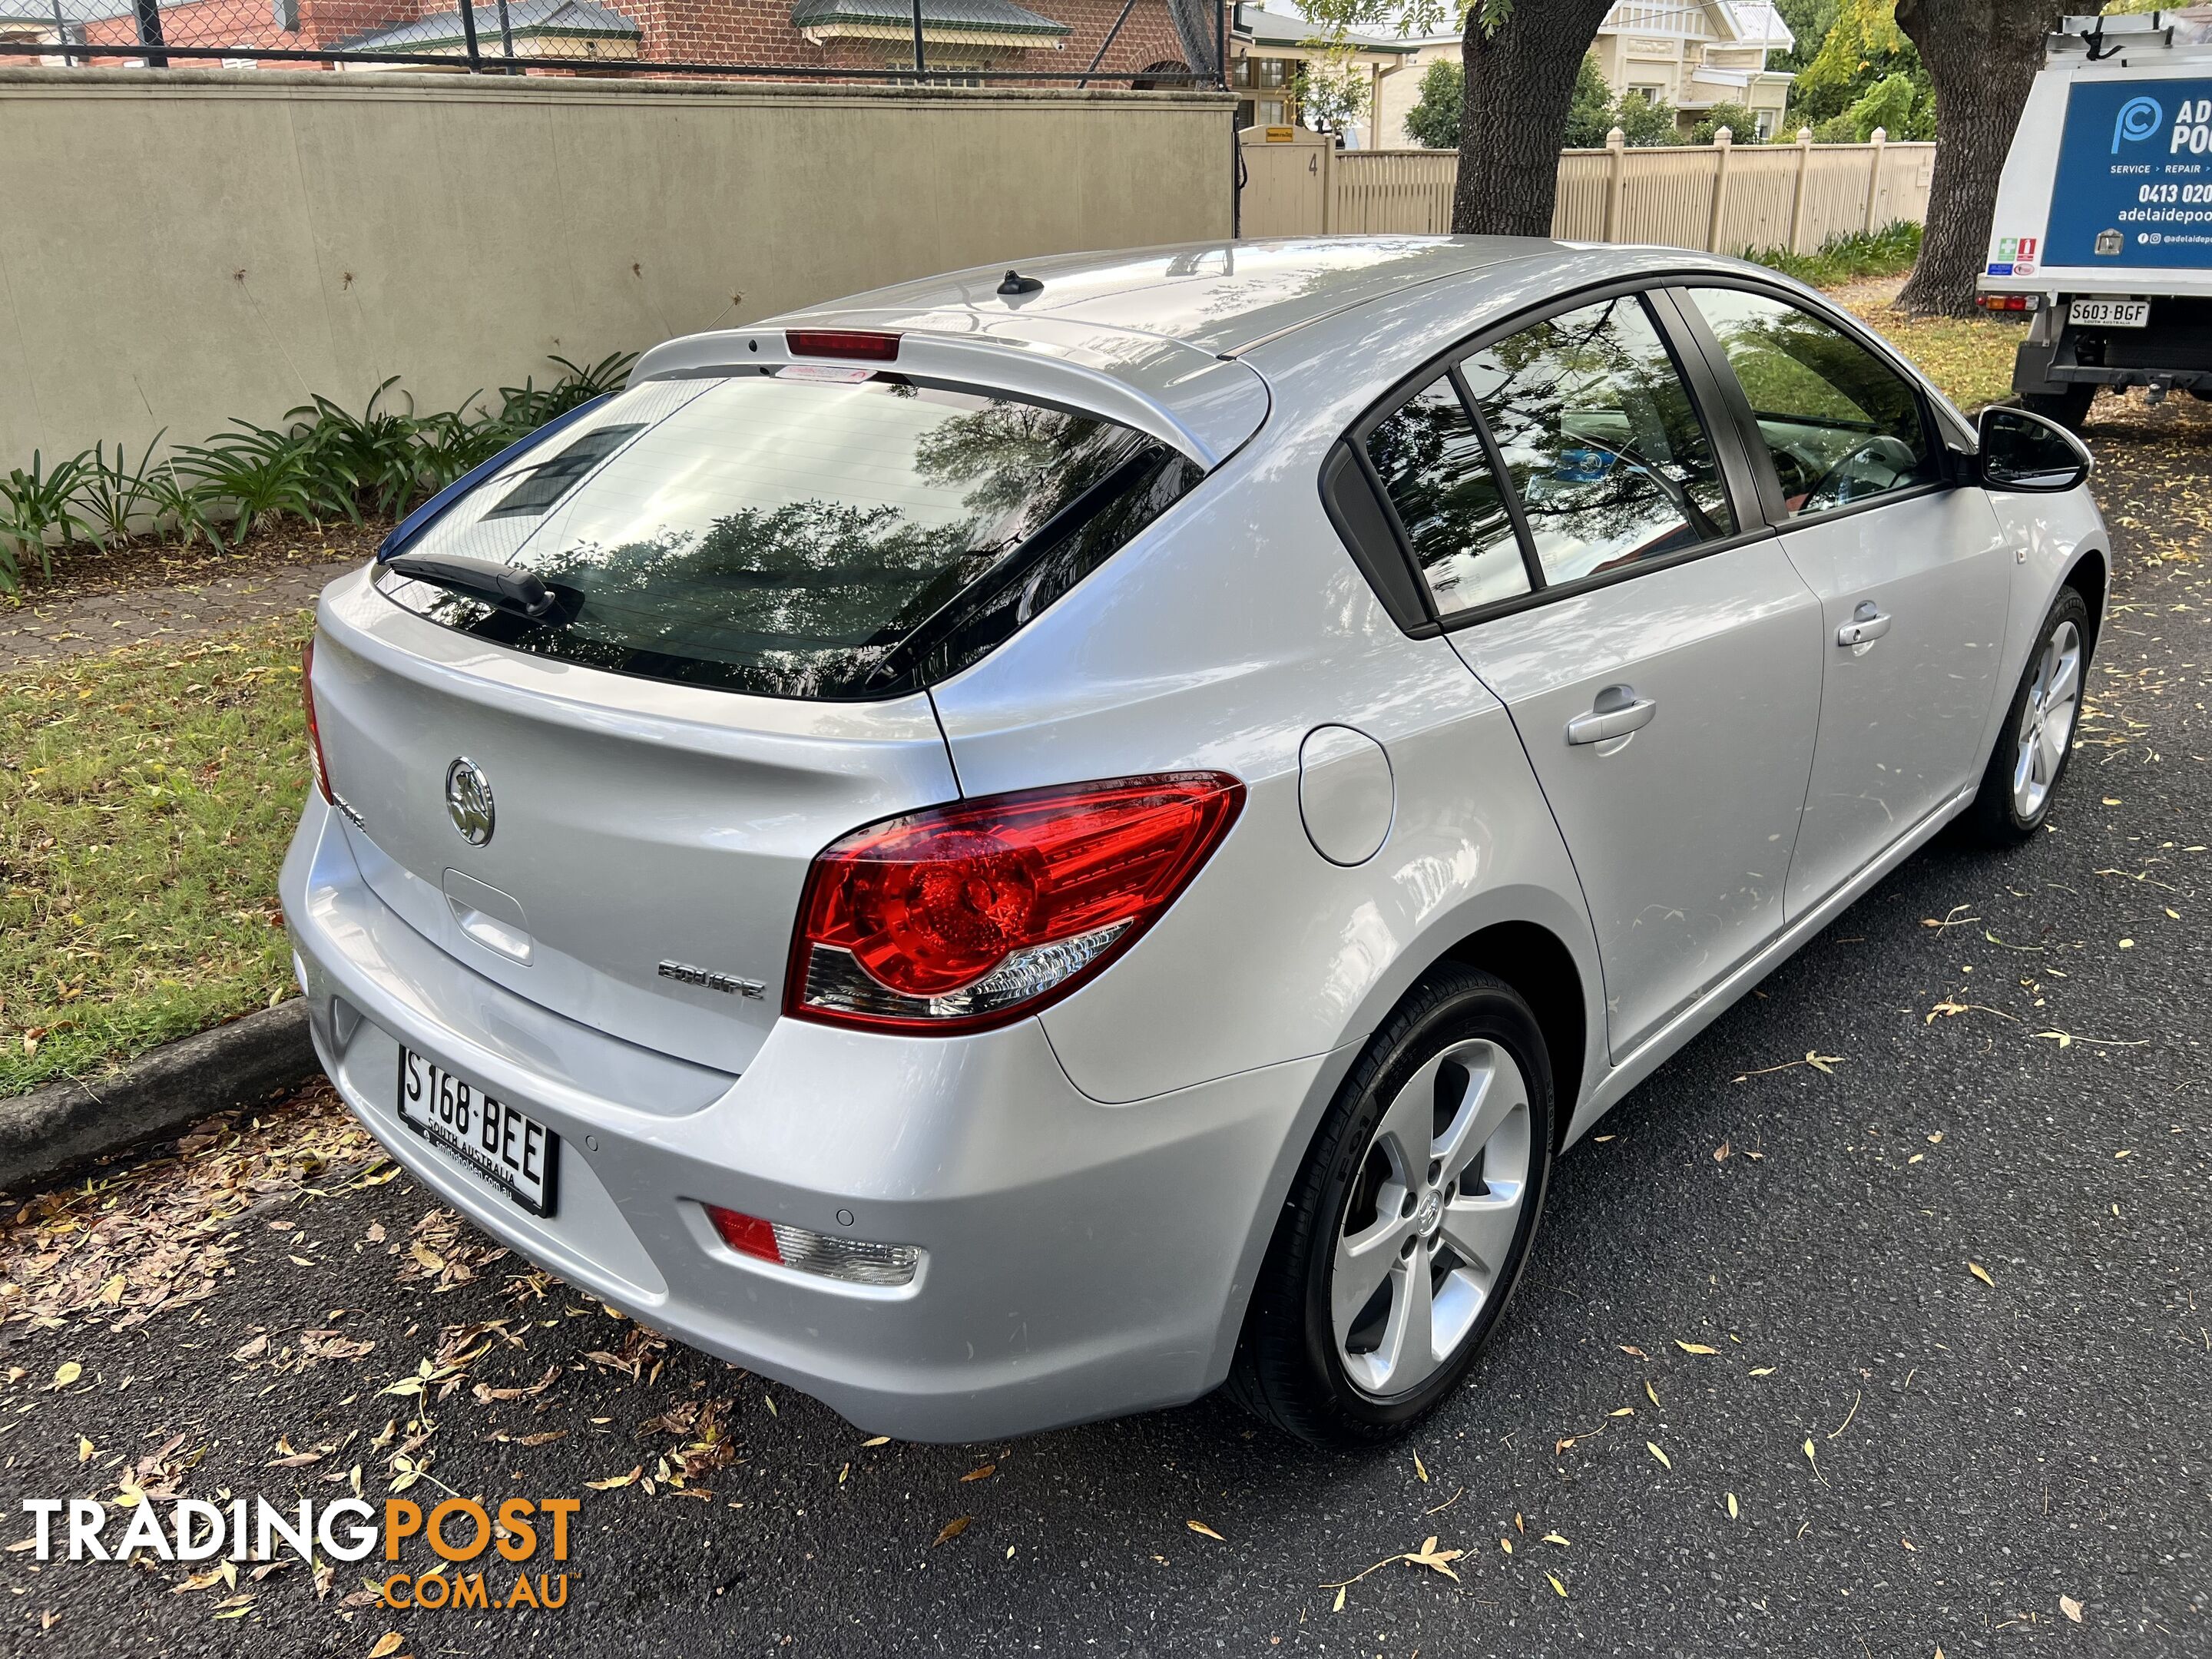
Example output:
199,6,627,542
376,371,1200,700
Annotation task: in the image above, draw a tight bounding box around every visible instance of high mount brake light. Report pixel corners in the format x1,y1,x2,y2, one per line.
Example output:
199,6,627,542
302,637,335,806
786,773,1244,1035
783,328,902,363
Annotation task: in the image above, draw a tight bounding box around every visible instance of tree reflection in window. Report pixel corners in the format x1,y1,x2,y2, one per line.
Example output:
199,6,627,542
1364,375,1529,614
1684,288,1936,517
1463,296,1734,586
394,375,1174,700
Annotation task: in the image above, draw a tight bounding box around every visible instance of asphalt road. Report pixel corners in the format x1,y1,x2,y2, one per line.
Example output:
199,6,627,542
3,402,2208,1659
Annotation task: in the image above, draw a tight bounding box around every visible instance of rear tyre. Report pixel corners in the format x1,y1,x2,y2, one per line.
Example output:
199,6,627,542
1964,587,2091,845
2021,385,2095,433
1228,966,1553,1446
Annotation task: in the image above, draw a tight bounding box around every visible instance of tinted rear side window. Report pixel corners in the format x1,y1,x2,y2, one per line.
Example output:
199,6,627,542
1364,375,1531,614
376,373,1196,700
1461,294,1735,585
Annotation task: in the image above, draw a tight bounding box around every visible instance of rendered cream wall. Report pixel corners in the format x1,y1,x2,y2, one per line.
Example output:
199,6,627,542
0,69,1236,462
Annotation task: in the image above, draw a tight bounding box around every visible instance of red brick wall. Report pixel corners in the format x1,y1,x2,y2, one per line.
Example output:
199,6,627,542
75,0,1225,78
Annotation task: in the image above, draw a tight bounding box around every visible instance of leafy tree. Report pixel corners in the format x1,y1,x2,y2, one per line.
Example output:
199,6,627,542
1296,0,1621,234
1690,101,1767,144
1770,0,1841,74
1845,69,1931,140
1404,58,1463,149
1893,0,2071,315
1786,0,1927,127
1408,51,1609,151
1561,53,1617,148
1291,50,1373,136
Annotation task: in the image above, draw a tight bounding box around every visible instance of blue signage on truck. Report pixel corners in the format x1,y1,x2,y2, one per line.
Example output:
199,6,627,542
2045,76,2212,268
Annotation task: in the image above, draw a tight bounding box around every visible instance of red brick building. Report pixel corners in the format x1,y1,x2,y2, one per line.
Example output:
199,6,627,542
19,0,1223,81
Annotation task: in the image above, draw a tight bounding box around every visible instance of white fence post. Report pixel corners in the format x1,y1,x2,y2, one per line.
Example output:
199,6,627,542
1603,126,1627,242
1786,125,1814,255
1863,125,1887,233
1706,126,1733,253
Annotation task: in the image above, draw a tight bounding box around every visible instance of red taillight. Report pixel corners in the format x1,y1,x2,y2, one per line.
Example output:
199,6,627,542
784,328,901,363
1977,293,2035,312
786,772,1244,1034
302,636,334,805
707,1205,783,1264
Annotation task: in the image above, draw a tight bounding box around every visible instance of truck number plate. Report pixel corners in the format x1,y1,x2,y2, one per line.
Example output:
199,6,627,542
2069,299,2149,328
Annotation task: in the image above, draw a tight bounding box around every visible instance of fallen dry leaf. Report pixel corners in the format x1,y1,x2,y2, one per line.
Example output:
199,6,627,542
2060,1594,2085,1624
1969,1262,1996,1288
960,1463,996,1483
933,1515,971,1546
1647,1442,1672,1469
369,1636,405,1659
1187,1520,1224,1541
1406,1536,1462,1580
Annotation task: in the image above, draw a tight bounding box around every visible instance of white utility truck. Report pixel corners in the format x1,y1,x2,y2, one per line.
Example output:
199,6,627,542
1983,10,2212,427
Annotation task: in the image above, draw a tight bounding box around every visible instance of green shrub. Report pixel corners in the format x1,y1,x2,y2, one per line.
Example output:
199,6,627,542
0,452,92,592
172,423,320,549
74,434,169,551
1690,102,1766,145
1745,220,1924,287
289,376,427,523
0,349,636,588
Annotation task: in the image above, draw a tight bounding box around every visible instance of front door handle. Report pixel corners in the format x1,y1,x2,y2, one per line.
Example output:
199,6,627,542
1565,685,1658,746
1836,601,1893,647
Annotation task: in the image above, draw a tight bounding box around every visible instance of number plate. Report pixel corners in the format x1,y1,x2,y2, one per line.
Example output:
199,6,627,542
394,1046,560,1217
2068,299,2150,328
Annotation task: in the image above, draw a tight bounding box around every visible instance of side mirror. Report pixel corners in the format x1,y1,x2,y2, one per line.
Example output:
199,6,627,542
1977,406,2092,493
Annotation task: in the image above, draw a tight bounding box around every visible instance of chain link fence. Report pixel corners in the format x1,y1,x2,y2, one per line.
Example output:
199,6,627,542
0,0,1224,85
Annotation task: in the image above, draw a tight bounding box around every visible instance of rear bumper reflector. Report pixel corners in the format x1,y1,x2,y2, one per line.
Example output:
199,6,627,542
705,1204,922,1288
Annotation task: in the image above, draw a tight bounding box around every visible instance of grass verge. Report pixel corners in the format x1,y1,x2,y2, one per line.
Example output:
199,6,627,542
1,614,310,1095
1840,303,2025,413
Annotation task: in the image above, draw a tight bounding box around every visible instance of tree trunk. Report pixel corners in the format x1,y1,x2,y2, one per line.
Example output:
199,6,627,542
1894,0,2069,316
1452,1,1618,237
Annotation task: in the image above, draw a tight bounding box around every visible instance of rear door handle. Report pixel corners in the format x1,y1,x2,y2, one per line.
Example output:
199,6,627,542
1565,686,1657,746
1836,601,1892,647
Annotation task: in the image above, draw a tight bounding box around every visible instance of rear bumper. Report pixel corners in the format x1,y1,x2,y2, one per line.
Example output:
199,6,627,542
281,798,1321,1442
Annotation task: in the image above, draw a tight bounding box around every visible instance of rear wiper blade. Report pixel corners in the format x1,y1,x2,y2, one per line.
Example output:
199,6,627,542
386,551,560,621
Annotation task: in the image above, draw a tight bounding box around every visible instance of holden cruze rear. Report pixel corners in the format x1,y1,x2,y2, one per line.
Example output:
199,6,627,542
280,296,1335,1441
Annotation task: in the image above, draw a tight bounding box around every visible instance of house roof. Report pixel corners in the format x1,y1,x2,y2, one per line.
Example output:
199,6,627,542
1597,2,1792,50
1234,2,1418,54
1718,2,1792,51
790,0,1070,38
339,0,638,50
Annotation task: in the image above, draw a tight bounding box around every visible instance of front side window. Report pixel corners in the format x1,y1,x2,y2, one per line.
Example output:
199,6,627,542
1363,374,1530,615
377,372,1194,700
1461,294,1737,586
1685,287,1939,518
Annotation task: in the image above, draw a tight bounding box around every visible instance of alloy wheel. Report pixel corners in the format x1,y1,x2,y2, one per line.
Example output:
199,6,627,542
1330,1038,1532,1399
2012,618,2083,822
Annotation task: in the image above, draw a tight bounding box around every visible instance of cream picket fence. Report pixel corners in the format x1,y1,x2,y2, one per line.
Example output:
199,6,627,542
1246,128,1936,253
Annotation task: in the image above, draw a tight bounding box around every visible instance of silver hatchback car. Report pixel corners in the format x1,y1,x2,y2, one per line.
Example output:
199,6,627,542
285,238,2107,1446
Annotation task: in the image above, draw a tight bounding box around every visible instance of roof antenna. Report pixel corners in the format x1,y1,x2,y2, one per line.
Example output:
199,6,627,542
997,269,1045,296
